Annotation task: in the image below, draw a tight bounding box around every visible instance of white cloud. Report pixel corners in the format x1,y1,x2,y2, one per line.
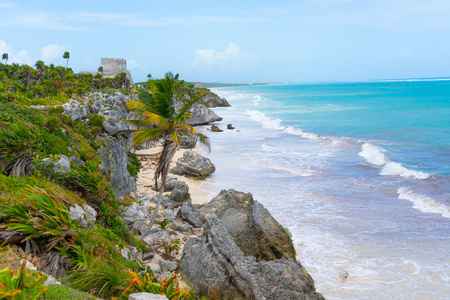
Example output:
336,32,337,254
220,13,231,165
0,40,33,65
0,2,12,8
192,43,258,68
127,59,145,71
41,44,66,62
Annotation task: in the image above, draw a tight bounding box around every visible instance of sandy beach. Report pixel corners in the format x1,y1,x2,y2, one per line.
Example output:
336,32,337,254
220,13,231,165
135,145,213,205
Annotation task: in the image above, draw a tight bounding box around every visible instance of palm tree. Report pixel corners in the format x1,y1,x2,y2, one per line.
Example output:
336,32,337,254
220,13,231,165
2,53,8,65
63,51,70,69
125,72,210,239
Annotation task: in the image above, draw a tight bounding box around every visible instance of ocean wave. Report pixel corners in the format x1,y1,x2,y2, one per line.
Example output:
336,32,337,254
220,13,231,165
283,126,337,144
252,95,262,105
245,110,285,130
358,143,389,166
397,187,450,218
380,162,431,180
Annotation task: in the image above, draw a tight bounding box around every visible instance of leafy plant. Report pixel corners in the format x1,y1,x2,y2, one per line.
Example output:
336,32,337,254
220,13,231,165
116,272,195,300
0,259,47,300
0,187,76,251
161,239,181,255
155,219,173,230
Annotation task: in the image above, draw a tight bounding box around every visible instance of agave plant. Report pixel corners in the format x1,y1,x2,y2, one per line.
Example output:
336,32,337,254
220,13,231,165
124,72,210,239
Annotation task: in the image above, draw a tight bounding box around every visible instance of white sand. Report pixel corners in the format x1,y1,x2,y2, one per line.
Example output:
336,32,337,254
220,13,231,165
135,146,212,205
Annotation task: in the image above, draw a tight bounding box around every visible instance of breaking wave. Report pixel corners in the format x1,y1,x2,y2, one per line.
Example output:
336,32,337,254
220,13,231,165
397,187,450,218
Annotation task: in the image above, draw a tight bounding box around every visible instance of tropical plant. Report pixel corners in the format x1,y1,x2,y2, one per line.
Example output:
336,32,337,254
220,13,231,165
161,239,180,255
124,72,210,239
0,259,47,300
116,272,196,300
63,51,70,69
1,53,8,66
155,219,173,230
0,187,76,252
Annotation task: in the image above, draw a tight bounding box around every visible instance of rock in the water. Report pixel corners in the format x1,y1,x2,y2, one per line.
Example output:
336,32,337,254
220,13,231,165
210,125,223,132
335,267,350,282
185,102,223,126
180,201,206,228
179,135,197,149
170,150,215,177
179,215,324,300
168,181,190,207
227,124,235,130
201,189,296,261
129,293,168,300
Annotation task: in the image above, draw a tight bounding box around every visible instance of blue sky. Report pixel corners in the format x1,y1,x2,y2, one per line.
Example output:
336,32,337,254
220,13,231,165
0,0,449,83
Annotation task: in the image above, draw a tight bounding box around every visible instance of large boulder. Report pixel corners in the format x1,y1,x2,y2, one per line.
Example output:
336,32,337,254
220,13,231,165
179,201,206,228
179,215,324,300
170,150,215,177
168,181,190,207
201,190,296,261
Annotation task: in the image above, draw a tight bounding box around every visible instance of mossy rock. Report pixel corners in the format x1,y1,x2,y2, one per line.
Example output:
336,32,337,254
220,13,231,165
43,285,97,300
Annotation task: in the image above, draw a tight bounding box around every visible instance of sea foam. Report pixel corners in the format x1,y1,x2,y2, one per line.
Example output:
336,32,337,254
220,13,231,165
380,162,431,180
245,110,285,130
397,187,450,218
358,143,389,166
283,126,335,144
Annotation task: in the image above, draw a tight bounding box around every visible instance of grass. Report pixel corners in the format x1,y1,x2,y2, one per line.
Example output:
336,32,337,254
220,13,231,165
44,285,97,300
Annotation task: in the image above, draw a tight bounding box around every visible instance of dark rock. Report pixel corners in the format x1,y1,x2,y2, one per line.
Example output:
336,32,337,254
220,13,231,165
179,135,197,149
170,150,215,177
153,177,181,192
201,189,296,261
168,182,190,207
159,258,178,272
150,195,173,209
210,125,223,132
179,215,324,300
227,124,235,130
142,252,155,261
180,202,206,228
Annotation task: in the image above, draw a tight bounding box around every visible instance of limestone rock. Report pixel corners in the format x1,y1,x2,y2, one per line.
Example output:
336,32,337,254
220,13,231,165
98,136,136,196
170,150,215,177
62,99,89,121
179,215,324,300
69,204,97,228
41,155,70,173
201,189,296,261
184,102,222,126
202,93,231,108
180,201,206,228
129,293,168,300
44,275,61,286
227,124,235,130
179,135,197,149
168,181,190,207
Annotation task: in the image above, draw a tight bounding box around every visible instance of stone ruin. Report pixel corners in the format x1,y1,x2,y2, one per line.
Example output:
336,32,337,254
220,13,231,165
101,58,134,85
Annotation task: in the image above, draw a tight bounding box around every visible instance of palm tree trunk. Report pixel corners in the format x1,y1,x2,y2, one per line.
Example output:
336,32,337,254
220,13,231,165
139,140,177,240
139,160,171,240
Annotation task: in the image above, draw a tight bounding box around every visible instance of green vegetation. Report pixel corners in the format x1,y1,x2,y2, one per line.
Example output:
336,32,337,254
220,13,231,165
0,59,210,299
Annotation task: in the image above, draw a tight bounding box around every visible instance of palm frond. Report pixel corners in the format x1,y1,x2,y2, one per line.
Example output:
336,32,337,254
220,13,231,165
131,128,163,147
142,111,170,128
126,100,154,115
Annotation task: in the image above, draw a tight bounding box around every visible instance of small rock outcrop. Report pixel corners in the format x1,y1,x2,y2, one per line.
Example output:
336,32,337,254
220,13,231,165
201,93,231,108
201,189,296,261
210,125,223,132
68,204,97,228
184,102,223,126
170,150,215,177
179,215,324,300
179,135,197,149
41,155,71,173
168,181,190,207
129,293,168,300
227,124,235,130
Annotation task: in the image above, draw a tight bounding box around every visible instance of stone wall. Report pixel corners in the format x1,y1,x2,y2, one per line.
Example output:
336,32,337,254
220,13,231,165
101,58,134,84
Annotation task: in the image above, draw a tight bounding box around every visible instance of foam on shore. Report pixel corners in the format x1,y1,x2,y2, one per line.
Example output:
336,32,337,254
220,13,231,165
397,187,450,218
358,143,389,166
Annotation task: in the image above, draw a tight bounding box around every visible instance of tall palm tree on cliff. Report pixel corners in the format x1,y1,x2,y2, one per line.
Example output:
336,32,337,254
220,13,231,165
125,72,209,239
63,51,70,69
2,53,8,66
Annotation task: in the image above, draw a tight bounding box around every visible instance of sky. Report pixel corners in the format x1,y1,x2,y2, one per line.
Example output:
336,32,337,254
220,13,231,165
0,0,449,83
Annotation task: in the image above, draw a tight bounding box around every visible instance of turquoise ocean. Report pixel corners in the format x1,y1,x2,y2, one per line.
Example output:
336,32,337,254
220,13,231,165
196,79,450,299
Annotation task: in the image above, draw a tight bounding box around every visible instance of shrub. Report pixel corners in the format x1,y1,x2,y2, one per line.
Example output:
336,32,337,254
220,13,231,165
126,151,142,177
0,260,47,299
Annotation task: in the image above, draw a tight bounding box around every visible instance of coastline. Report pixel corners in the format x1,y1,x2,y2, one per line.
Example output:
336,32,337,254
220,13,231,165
135,146,214,205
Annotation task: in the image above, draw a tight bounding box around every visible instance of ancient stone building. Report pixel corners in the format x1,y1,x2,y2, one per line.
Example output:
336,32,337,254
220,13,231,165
101,58,134,84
